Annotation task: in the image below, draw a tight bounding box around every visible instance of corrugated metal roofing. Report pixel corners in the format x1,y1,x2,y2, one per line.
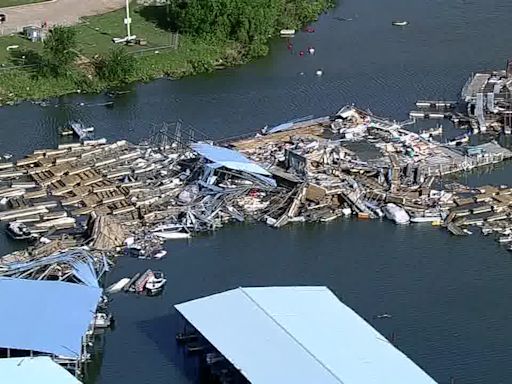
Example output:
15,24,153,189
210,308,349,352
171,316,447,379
0,357,81,383
1,248,107,287
175,286,437,384
0,277,101,358
191,143,272,176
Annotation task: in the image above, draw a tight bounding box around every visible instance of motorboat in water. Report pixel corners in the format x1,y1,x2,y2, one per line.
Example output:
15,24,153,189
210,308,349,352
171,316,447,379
447,134,470,146
481,227,493,236
154,231,191,240
383,203,410,224
91,313,113,329
145,271,167,295
410,215,442,223
498,235,512,243
392,21,409,26
419,125,443,139
152,249,167,259
6,222,36,240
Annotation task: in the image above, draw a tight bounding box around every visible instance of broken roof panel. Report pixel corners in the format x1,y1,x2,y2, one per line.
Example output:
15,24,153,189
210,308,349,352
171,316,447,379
0,356,82,383
191,143,272,177
0,277,101,358
176,286,437,384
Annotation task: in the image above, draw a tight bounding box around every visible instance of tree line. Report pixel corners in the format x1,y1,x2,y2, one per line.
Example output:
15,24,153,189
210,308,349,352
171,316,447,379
166,0,334,58
19,27,135,85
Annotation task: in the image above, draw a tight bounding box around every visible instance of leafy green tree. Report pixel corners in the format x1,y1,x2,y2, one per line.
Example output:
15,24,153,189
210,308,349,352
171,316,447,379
95,47,136,84
40,26,79,77
165,0,333,58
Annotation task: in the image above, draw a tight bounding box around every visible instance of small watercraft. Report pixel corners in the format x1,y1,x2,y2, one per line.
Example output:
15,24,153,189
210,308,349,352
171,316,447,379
392,21,409,26
154,231,191,240
481,227,493,236
376,313,392,319
334,17,353,22
91,313,113,329
279,29,295,37
383,203,410,224
152,249,167,259
447,134,469,146
6,222,36,240
498,235,512,243
145,271,167,295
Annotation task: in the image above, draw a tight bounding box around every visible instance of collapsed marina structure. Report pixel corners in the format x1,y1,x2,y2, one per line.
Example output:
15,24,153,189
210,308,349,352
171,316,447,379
461,59,512,134
0,104,512,378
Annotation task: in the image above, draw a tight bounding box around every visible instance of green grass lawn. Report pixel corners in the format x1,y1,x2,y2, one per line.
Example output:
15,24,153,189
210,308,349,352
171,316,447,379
0,5,175,66
0,4,242,101
0,0,48,7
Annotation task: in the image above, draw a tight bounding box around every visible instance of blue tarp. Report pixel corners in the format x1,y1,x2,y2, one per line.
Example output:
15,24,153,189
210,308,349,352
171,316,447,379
191,143,272,177
0,278,102,358
0,357,81,383
176,286,437,384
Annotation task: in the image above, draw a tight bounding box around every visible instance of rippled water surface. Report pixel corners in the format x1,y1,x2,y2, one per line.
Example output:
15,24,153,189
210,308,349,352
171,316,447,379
1,0,512,383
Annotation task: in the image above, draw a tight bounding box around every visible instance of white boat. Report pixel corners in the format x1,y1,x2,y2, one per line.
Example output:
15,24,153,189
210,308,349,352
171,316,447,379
154,231,191,240
383,203,410,224
279,29,295,37
151,223,185,232
91,313,113,329
419,126,443,139
392,21,409,26
410,215,442,223
6,222,35,240
498,235,512,243
106,278,131,294
33,216,76,228
447,134,469,146
341,207,352,216
145,271,167,295
152,250,167,259
481,227,493,236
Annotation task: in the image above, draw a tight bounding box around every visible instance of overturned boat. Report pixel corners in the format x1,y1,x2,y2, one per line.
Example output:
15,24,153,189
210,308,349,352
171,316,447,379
383,203,410,224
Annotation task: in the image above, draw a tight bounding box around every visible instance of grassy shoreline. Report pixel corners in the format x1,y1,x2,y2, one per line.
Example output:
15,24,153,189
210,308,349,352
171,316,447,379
0,1,333,105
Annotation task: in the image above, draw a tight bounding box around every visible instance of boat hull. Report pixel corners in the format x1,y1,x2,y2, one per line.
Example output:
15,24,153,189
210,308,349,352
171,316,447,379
154,232,191,240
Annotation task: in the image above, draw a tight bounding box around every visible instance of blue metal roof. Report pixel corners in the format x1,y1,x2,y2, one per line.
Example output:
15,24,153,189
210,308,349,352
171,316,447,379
0,278,101,358
175,286,437,384
0,357,81,383
1,248,107,287
191,143,272,176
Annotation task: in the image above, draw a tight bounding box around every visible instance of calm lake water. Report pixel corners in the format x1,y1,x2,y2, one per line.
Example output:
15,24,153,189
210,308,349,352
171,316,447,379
1,0,512,383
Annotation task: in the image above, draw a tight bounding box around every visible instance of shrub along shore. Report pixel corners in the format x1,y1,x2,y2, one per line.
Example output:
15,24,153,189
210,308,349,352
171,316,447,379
0,0,334,105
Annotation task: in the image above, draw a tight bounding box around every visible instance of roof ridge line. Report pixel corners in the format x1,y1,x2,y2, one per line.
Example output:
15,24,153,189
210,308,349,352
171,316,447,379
238,287,345,384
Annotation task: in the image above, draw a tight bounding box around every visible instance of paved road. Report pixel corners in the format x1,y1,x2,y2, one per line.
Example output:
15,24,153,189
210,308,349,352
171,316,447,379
0,0,125,32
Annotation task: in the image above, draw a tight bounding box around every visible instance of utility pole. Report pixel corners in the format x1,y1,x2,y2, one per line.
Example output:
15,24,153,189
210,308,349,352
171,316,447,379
124,0,132,40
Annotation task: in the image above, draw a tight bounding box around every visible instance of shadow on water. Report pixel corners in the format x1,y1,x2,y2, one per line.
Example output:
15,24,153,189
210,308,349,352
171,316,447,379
136,312,200,382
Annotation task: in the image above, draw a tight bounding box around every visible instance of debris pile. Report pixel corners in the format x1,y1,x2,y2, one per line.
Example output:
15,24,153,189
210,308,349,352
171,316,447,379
0,104,511,267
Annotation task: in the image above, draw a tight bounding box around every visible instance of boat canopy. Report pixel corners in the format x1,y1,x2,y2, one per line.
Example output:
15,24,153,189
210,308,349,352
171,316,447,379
0,356,82,384
191,143,272,177
0,277,101,358
175,286,437,384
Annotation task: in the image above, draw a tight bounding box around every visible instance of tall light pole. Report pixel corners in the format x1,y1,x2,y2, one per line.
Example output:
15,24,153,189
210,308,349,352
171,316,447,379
124,0,132,40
